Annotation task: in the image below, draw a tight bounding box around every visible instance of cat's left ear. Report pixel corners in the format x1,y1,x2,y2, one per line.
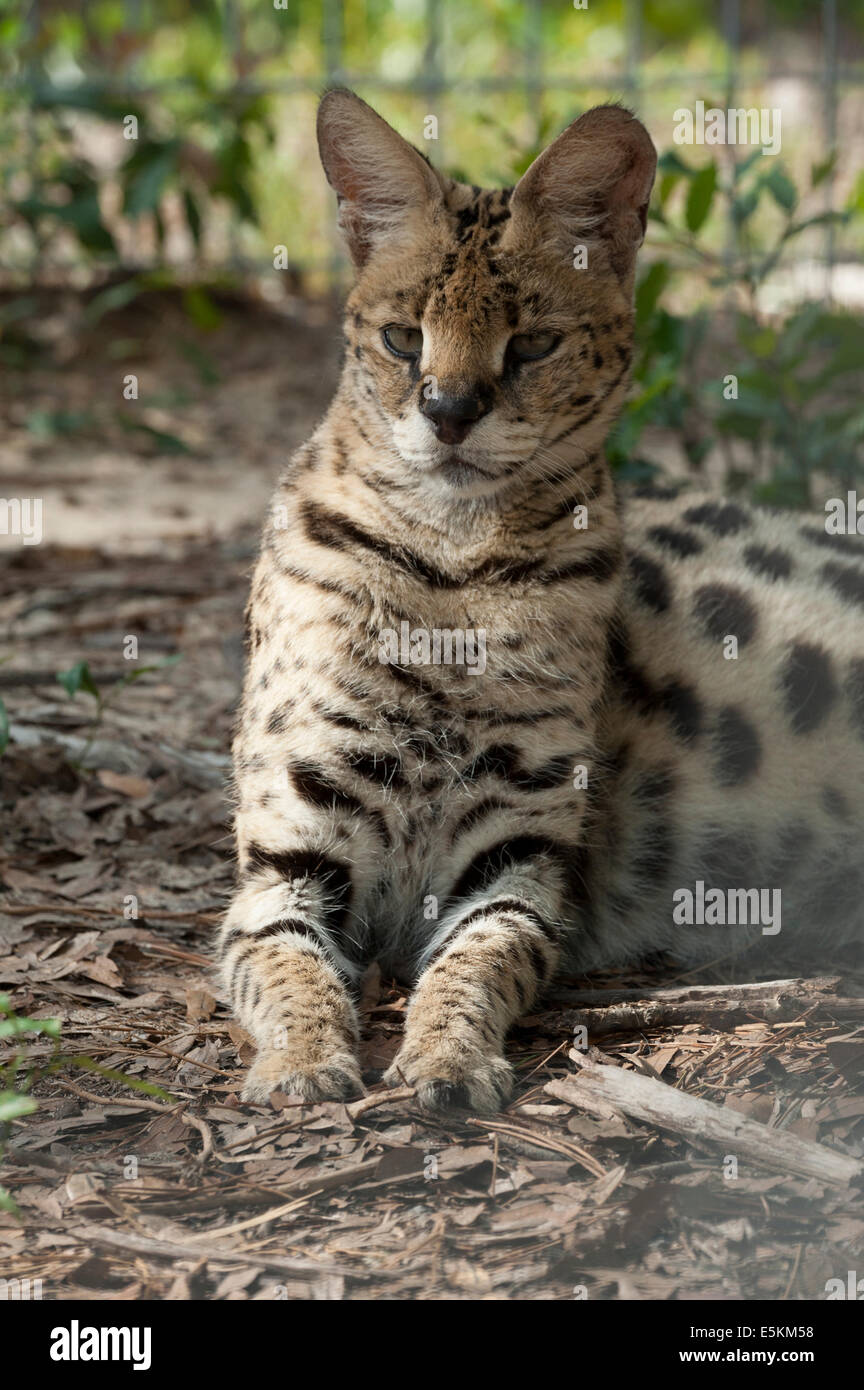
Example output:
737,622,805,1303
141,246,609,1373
317,89,444,267
507,105,656,285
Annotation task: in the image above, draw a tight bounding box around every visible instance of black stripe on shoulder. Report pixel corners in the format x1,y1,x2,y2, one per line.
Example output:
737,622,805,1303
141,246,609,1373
302,499,456,588
542,546,621,585
276,562,362,602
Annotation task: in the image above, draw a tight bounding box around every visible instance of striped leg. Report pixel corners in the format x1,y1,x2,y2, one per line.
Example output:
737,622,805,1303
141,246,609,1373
220,847,364,1103
385,849,566,1112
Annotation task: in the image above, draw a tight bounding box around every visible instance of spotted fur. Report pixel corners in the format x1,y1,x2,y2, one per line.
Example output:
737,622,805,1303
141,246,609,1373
219,91,864,1113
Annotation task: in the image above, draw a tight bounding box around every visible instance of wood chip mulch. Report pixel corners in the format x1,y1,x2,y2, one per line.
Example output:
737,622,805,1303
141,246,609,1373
1,476,863,1304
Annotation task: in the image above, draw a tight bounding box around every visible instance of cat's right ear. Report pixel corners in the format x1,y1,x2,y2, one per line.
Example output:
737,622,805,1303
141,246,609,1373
317,89,443,267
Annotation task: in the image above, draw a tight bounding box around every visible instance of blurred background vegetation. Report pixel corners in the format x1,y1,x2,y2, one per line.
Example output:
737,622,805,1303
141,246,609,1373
3,0,864,503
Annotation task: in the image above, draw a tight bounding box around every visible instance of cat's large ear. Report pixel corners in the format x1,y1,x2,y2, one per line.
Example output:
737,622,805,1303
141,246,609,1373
317,89,443,267
508,105,656,285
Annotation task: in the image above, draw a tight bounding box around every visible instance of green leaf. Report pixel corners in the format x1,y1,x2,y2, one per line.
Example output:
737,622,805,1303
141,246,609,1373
0,1014,61,1039
810,152,837,188
0,1091,37,1122
635,261,671,326
763,166,798,213
67,1057,175,1103
122,656,181,685
685,163,717,233
732,187,760,224
657,150,693,176
56,660,100,700
123,141,181,217
181,287,222,331
0,696,7,755
0,1187,21,1217
731,149,764,184
83,277,146,326
116,417,192,455
183,189,202,247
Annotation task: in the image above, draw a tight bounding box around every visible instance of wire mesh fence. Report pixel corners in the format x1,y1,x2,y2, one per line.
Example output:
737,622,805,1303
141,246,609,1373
4,0,862,289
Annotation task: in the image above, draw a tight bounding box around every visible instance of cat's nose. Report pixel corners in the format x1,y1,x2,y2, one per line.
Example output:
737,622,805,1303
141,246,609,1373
420,392,490,445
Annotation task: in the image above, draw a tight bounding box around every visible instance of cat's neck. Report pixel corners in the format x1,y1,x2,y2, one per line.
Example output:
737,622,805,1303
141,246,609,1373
318,382,618,556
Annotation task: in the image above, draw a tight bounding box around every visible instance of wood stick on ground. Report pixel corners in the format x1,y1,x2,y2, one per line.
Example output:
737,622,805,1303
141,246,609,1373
550,977,845,1007
71,1224,364,1279
544,976,864,1037
545,1051,863,1187
345,1086,416,1119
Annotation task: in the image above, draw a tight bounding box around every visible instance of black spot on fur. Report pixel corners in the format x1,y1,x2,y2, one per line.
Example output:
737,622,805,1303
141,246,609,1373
266,707,288,735
693,584,758,646
743,544,793,582
606,623,656,713
822,560,864,608
629,481,684,501
845,658,864,741
780,642,837,734
821,785,850,820
633,767,676,806
646,525,704,558
800,525,864,558
683,501,752,536
658,679,703,740
628,551,671,613
711,706,762,785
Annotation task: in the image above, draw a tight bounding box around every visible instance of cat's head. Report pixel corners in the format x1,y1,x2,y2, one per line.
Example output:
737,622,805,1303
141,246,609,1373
317,90,656,501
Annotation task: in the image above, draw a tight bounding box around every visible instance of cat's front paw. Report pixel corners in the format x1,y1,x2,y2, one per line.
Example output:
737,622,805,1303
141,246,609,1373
384,1043,513,1115
241,1045,363,1105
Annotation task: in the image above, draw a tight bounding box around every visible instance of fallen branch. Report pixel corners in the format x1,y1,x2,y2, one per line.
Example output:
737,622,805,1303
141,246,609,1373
544,976,864,1037
345,1086,416,1119
465,1116,607,1177
550,977,844,1007
72,1223,359,1278
545,1050,862,1188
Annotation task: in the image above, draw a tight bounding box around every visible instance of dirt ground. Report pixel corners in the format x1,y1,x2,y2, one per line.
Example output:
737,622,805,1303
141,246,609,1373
1,293,863,1302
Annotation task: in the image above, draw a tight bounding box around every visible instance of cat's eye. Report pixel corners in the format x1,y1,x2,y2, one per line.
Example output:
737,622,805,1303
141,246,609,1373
509,332,559,361
382,324,423,358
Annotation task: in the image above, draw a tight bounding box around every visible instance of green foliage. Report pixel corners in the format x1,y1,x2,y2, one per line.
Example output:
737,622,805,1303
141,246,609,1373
611,151,864,502
56,659,101,700
4,2,863,504
50,655,181,772
0,993,174,1216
